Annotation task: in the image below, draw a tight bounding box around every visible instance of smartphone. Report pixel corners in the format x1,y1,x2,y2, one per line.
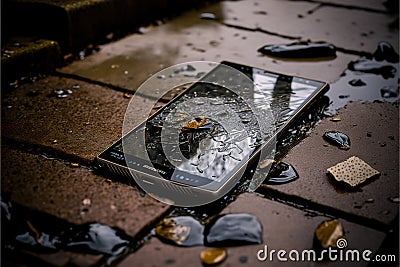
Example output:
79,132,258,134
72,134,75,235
96,61,329,206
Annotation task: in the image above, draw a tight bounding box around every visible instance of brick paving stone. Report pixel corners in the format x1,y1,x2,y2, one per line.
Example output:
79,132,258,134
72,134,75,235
1,145,170,237
1,76,152,163
19,250,103,267
4,0,205,51
2,38,62,85
315,0,388,12
119,193,386,267
216,0,398,52
259,102,399,226
59,5,357,95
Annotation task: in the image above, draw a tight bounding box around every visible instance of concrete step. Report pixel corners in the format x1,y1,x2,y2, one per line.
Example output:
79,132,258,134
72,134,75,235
3,0,211,52
1,38,62,89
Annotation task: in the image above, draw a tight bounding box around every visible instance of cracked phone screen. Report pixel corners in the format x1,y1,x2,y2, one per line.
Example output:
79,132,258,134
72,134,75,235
116,63,324,190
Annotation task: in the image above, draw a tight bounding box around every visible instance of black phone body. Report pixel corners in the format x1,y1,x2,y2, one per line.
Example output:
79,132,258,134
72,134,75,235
96,61,329,206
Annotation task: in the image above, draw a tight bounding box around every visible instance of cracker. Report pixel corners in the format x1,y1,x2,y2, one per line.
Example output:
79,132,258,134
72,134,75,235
327,156,380,187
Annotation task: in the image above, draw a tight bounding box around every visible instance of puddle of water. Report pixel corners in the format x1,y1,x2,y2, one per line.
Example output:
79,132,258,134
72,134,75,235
63,223,131,256
263,161,299,185
204,213,263,246
326,42,399,114
1,197,135,264
323,131,351,150
348,59,396,79
258,41,336,59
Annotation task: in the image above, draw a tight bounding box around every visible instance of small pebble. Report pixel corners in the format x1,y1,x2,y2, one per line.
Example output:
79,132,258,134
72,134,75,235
200,248,227,265
70,163,80,168
199,12,217,20
82,198,91,205
338,95,350,99
388,196,399,203
365,198,374,203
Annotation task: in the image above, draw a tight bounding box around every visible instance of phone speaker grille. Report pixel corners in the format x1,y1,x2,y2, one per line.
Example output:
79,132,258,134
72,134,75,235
161,181,194,196
103,162,132,178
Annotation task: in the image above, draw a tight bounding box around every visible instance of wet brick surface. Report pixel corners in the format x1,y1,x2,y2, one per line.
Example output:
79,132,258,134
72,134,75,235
217,0,398,52
1,145,170,237
120,193,386,267
259,102,399,226
1,76,151,164
1,0,398,265
316,0,388,12
60,5,358,95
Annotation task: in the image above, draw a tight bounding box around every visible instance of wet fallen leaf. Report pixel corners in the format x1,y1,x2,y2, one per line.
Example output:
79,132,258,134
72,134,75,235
327,156,380,187
156,217,204,247
182,116,209,131
259,159,275,169
26,221,41,241
314,219,344,249
200,248,227,265
70,163,80,168
123,93,132,99
330,116,342,122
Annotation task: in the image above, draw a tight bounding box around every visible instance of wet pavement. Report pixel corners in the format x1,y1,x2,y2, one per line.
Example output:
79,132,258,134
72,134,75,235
1,0,399,266
121,194,386,267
